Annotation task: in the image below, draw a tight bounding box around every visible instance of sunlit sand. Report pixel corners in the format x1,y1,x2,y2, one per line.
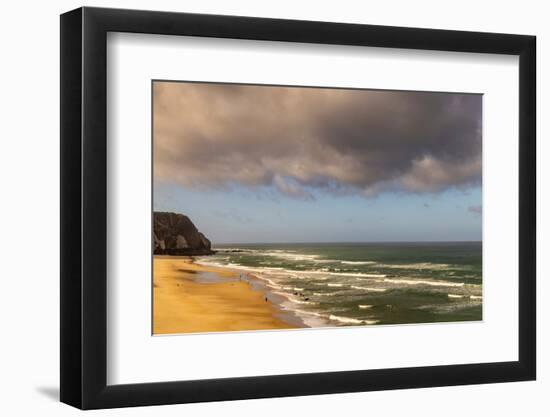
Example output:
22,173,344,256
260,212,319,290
153,256,298,334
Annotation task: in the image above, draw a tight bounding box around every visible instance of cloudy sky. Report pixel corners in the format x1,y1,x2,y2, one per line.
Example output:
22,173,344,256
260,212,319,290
153,81,482,244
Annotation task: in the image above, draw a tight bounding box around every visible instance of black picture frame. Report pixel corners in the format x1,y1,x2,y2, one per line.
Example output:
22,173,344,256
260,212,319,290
60,6,536,410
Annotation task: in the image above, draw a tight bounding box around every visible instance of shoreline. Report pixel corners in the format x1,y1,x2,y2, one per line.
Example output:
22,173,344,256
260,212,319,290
154,245,482,333
194,258,332,328
194,252,482,327
153,255,306,335
227,271,310,329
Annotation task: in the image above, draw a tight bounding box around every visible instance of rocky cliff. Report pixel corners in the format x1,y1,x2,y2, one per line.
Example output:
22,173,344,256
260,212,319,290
153,212,214,256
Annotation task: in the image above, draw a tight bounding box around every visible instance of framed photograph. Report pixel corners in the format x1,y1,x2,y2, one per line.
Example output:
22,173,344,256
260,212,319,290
60,6,536,409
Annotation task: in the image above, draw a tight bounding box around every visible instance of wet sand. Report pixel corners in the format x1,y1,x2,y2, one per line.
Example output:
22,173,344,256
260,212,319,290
153,256,299,334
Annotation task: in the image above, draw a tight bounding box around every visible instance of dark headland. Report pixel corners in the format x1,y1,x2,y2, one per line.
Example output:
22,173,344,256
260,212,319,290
153,212,215,256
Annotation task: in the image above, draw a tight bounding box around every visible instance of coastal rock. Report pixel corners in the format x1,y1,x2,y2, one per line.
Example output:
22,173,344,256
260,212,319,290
198,232,211,249
153,212,215,256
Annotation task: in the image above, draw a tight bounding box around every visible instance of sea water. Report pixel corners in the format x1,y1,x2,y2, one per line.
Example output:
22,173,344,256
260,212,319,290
196,242,482,327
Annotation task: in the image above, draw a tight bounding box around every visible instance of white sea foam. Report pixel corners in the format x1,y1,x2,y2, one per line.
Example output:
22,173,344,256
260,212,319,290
289,308,329,327
329,315,379,325
355,274,388,279
327,283,344,287
272,291,317,305
292,308,323,318
263,251,322,262
282,269,386,279
267,283,284,290
291,299,317,305
329,315,364,324
421,301,482,313
376,262,471,271
448,294,466,299
193,259,226,268
197,260,288,278
470,295,483,300
212,247,258,253
341,261,376,265
202,260,389,281
358,304,373,309
383,278,464,287
351,285,387,292
337,272,387,278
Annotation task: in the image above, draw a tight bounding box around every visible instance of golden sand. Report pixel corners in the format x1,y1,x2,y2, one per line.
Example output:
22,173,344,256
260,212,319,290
153,256,298,334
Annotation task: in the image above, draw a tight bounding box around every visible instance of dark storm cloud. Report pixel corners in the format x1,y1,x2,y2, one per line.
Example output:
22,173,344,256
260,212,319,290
153,82,482,198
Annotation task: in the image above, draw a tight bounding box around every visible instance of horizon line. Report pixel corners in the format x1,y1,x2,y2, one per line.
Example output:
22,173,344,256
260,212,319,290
211,240,482,246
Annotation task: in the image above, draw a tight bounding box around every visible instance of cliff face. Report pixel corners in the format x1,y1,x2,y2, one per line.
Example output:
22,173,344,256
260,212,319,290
153,212,214,256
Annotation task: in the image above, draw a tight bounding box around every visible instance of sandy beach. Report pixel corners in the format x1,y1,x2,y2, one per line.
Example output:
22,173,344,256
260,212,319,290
153,256,300,334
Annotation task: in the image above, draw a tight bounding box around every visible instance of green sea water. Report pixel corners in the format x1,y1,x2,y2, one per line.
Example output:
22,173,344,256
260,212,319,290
197,242,482,327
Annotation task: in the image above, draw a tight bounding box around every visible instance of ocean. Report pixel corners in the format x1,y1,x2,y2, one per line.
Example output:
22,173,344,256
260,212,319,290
196,242,482,327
